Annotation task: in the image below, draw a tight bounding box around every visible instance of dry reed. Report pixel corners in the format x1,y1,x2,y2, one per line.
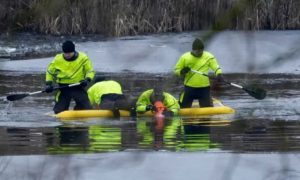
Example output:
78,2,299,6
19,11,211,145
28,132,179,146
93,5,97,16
0,0,299,36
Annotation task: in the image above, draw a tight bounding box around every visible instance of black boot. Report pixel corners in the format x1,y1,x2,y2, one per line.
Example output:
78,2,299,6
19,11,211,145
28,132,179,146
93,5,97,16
112,108,120,119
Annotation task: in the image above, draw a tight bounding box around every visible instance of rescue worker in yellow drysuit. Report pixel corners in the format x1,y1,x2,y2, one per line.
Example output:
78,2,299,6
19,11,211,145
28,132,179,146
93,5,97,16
45,40,95,114
174,38,224,108
136,86,180,117
88,76,135,117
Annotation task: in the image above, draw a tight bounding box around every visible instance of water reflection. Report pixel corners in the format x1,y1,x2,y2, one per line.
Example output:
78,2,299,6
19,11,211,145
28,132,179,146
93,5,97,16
2,117,300,155
181,119,217,151
0,126,56,155
50,117,230,154
47,124,134,154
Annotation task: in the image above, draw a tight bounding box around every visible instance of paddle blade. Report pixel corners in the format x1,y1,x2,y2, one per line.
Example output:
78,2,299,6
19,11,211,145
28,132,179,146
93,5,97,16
6,93,29,101
243,86,267,100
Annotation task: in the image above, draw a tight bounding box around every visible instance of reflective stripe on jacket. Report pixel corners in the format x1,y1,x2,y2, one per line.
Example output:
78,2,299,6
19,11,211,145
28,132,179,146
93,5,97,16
88,80,123,106
174,51,222,88
46,52,95,84
136,89,180,115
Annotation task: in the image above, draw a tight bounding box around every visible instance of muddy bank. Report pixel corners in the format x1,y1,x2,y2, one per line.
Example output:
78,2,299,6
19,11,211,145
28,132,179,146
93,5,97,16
0,33,108,60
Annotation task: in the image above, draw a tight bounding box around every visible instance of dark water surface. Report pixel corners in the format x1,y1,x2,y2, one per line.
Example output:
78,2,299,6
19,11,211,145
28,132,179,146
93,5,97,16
1,71,300,155
1,31,300,179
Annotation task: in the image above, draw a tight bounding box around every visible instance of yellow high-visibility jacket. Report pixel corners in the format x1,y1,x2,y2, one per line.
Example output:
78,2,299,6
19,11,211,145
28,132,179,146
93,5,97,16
136,89,180,115
174,51,222,88
46,52,95,84
88,80,123,107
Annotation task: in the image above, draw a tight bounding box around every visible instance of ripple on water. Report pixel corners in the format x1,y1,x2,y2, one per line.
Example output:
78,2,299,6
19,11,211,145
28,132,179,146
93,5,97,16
0,121,62,127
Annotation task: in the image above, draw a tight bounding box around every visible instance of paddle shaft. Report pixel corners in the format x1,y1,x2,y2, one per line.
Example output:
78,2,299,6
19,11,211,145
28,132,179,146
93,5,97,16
38,82,81,93
190,69,266,100
191,69,243,89
32,83,81,94
7,82,81,101
54,82,81,90
28,90,44,96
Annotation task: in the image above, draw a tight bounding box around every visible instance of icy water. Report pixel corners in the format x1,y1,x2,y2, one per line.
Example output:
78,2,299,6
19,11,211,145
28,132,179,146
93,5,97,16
0,31,300,179
0,71,299,155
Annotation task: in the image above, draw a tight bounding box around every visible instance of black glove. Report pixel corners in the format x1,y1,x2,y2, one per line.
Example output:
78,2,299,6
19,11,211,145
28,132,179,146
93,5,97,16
163,110,174,117
146,104,157,111
45,85,54,93
80,78,91,88
216,74,224,82
180,67,191,75
44,81,54,93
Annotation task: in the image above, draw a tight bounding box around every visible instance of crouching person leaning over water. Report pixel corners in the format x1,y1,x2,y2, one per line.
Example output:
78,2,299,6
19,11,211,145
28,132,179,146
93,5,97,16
87,76,134,118
174,38,224,108
136,86,180,117
45,40,95,114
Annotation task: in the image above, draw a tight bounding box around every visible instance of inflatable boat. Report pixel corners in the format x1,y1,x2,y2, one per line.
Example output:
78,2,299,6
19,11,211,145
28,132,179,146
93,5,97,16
52,99,235,119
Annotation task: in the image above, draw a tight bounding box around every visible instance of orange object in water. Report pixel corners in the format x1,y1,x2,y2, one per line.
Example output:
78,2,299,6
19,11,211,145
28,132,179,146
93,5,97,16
154,101,166,133
154,101,166,114
154,101,166,117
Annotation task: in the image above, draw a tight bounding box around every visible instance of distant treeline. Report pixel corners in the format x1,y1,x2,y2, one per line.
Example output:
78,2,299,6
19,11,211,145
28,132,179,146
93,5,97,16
0,0,299,36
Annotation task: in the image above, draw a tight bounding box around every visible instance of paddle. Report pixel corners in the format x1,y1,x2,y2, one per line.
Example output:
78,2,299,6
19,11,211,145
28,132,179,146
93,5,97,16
191,69,266,100
6,82,81,101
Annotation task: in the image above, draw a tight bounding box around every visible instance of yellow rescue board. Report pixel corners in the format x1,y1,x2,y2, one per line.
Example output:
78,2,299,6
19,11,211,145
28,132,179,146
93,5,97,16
53,102,235,119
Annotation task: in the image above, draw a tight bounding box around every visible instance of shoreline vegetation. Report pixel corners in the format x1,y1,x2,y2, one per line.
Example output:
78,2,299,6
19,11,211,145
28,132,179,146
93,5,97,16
0,0,299,37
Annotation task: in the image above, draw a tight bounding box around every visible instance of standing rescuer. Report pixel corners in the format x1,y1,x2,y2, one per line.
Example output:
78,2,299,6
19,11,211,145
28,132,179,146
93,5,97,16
45,40,95,114
174,38,224,108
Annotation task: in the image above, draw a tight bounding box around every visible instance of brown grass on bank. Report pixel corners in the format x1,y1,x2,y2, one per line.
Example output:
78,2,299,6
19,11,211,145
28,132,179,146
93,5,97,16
0,0,299,36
